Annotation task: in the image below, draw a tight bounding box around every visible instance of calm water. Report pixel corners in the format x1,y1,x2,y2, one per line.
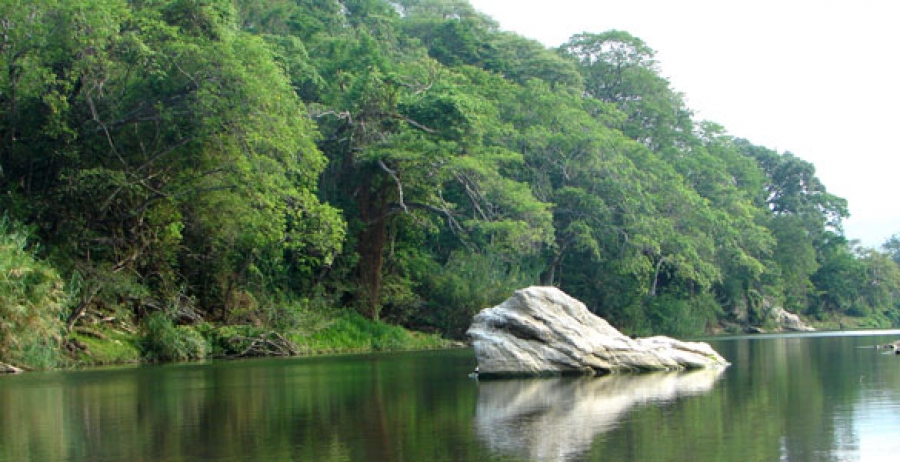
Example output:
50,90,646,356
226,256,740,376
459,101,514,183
3,330,900,461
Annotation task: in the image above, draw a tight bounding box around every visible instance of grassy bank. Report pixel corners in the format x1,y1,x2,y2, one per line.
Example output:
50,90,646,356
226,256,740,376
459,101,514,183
0,218,451,372
60,310,453,370
810,312,895,331
292,312,452,354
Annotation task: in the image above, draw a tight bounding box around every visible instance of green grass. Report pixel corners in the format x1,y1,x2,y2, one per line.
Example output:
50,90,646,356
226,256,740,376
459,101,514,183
0,217,67,370
69,331,142,366
811,312,894,331
139,312,209,362
66,311,452,368
292,311,451,354
58,310,451,369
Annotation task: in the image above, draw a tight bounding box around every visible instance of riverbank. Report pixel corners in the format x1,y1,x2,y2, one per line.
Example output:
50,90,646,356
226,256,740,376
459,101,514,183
48,311,453,371
7,307,891,373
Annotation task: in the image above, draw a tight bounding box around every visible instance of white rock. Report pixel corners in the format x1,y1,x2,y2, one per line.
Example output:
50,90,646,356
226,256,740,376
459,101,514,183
770,306,815,332
467,286,729,376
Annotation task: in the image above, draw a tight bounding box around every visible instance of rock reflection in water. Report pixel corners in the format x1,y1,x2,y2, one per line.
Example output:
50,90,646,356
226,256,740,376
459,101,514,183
475,369,725,461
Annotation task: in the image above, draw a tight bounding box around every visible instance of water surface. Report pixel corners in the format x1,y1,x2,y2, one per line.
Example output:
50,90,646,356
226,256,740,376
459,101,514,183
2,330,900,461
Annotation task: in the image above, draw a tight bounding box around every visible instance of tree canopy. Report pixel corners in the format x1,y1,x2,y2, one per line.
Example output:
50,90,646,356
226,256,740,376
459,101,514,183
2,0,899,367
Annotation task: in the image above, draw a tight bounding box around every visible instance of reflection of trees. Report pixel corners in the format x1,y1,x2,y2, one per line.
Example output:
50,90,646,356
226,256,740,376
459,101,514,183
475,370,725,461
0,351,489,462
5,337,900,461
726,336,838,461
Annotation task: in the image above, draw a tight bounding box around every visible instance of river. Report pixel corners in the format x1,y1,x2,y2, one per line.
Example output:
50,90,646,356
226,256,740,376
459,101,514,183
2,330,900,461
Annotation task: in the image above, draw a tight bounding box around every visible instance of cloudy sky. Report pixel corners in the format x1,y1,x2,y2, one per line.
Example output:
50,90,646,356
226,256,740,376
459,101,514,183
468,0,900,247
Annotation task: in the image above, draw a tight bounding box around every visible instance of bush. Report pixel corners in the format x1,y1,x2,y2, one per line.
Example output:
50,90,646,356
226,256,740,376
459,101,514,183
139,312,208,362
645,293,721,337
421,251,537,338
296,311,449,353
72,331,142,365
0,218,68,369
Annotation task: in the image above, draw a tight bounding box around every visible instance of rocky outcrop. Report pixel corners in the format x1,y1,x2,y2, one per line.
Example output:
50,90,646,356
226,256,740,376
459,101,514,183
770,306,815,332
466,286,729,377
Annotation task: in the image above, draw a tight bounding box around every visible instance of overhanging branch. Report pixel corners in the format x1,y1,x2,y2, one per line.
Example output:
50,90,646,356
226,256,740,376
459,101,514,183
378,159,407,213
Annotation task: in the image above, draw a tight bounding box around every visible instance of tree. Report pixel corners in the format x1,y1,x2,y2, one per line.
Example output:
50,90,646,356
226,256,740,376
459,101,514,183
809,232,860,316
559,31,694,151
882,234,900,267
303,7,553,321
735,140,849,315
1,0,344,325
2,0,888,348
685,124,774,325
855,247,900,322
738,141,847,230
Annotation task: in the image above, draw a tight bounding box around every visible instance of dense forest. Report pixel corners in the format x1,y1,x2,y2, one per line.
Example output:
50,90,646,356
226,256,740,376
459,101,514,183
3,0,900,370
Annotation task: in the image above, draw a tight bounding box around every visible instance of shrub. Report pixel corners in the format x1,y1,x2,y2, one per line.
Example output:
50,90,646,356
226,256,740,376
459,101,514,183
0,218,67,369
422,251,537,338
139,312,208,362
72,332,142,365
645,292,721,337
296,311,449,353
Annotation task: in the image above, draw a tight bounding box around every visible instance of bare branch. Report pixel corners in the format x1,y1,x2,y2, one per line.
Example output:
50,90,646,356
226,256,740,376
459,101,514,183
312,109,353,122
453,171,491,221
136,137,194,173
66,284,102,332
394,64,438,95
380,112,436,133
85,87,128,169
378,159,407,213
397,201,463,235
394,76,434,95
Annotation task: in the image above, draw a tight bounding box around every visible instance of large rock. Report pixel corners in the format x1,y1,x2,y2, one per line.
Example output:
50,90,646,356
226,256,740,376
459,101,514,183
770,306,815,332
466,286,729,377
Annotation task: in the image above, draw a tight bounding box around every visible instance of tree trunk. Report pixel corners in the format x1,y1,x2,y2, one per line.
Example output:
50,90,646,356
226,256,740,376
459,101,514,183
66,285,102,332
650,256,665,296
542,246,567,287
356,174,390,320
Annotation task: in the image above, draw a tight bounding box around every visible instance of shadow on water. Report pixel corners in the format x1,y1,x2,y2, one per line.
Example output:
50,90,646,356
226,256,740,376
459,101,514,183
474,369,726,461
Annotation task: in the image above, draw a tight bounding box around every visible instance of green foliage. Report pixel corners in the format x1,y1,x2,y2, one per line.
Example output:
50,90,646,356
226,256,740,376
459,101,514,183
71,331,142,366
3,0,900,372
297,311,449,353
0,218,68,369
1,0,344,323
559,30,693,151
421,250,538,337
643,293,722,338
139,312,208,362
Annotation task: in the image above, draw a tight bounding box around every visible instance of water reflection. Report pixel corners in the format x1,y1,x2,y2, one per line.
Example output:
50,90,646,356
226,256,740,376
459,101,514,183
475,369,726,462
5,335,900,461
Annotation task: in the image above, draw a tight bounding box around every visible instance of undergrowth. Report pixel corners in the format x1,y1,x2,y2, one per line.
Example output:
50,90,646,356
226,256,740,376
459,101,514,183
0,217,67,370
292,311,451,354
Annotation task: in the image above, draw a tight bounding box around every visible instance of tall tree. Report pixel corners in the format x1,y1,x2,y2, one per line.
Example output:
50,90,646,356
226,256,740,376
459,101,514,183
1,0,344,323
559,30,694,152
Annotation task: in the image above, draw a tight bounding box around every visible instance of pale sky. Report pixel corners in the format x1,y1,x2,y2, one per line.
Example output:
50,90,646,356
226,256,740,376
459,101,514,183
468,0,900,248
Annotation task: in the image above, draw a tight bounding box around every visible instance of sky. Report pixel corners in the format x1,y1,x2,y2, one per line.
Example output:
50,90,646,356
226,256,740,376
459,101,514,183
467,0,900,247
